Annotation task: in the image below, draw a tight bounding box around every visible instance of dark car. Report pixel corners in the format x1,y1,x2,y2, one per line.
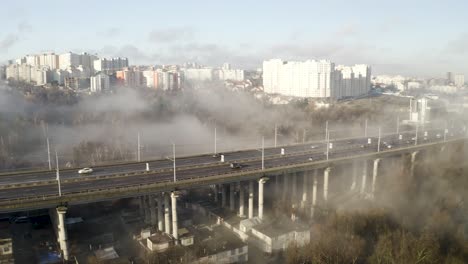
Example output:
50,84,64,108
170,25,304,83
230,162,243,169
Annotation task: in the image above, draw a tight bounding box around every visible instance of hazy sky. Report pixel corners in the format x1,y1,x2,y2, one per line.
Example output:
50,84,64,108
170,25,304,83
1,0,468,77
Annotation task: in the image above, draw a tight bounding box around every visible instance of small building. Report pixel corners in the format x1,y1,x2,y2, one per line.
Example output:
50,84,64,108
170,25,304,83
250,220,310,253
146,233,172,252
0,229,14,264
193,225,248,263
178,228,194,246
94,246,119,261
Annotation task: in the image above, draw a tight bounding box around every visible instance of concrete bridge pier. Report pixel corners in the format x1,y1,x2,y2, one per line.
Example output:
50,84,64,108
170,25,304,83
56,206,69,261
157,194,164,231
229,183,235,211
371,159,381,199
350,161,358,191
149,195,157,226
410,151,419,179
144,196,151,224
301,171,308,208
213,184,218,203
248,180,254,218
360,160,368,195
275,174,280,196
171,192,179,243
221,184,227,208
282,172,288,202
323,168,330,201
238,182,245,217
258,177,269,220
138,196,145,218
292,173,298,205
311,170,318,218
164,193,171,235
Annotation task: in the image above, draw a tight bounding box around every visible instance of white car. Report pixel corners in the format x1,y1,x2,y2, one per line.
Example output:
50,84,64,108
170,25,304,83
78,167,93,174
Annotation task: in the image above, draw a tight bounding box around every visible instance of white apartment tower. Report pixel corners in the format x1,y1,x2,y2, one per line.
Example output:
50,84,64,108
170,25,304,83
90,73,110,92
263,59,371,99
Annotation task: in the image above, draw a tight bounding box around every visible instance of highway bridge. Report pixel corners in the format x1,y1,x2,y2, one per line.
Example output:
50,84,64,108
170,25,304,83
1,125,465,260
0,126,465,212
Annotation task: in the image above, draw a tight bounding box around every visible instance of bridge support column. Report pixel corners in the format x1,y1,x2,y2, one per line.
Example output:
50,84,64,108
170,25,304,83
56,206,69,261
323,168,330,201
213,185,218,203
410,151,419,179
229,183,235,211
164,193,171,235
351,161,358,191
239,182,245,217
371,159,381,199
311,170,318,217
221,184,227,208
301,171,308,208
258,177,269,220
171,192,179,243
283,173,288,202
138,196,145,218
149,195,157,226
360,160,368,195
275,175,279,196
248,181,254,219
144,196,151,224
157,194,164,231
292,173,298,204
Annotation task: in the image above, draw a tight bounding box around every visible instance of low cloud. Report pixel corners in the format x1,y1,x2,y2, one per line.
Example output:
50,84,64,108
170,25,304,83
148,27,195,43
0,34,19,51
17,21,32,33
446,33,468,54
99,27,121,38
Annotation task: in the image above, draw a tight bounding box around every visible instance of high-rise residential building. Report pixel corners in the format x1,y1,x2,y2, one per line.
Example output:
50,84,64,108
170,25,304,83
184,68,214,82
218,69,245,81
90,73,110,92
116,68,143,87
446,72,454,84
59,52,81,69
39,53,59,70
263,59,371,99
94,57,129,72
79,52,99,71
454,74,465,87
142,70,159,88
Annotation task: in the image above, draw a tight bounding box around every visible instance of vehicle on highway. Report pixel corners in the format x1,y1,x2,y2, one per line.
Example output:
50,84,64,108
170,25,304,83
78,167,93,174
310,145,317,149
436,133,441,138
230,162,243,169
212,153,223,158
308,157,313,161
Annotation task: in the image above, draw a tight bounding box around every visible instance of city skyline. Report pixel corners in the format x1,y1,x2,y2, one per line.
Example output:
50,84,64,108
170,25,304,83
1,1,468,77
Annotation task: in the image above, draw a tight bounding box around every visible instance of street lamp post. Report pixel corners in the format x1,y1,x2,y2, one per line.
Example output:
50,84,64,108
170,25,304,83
365,119,368,137
415,123,419,146
214,127,217,155
172,143,176,182
262,137,265,170
325,120,329,141
274,124,277,148
396,116,400,134
326,131,330,160
137,132,141,162
377,127,381,152
55,149,61,197
47,138,51,170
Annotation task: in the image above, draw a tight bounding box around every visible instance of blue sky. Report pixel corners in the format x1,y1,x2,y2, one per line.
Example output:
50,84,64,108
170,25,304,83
2,0,468,77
